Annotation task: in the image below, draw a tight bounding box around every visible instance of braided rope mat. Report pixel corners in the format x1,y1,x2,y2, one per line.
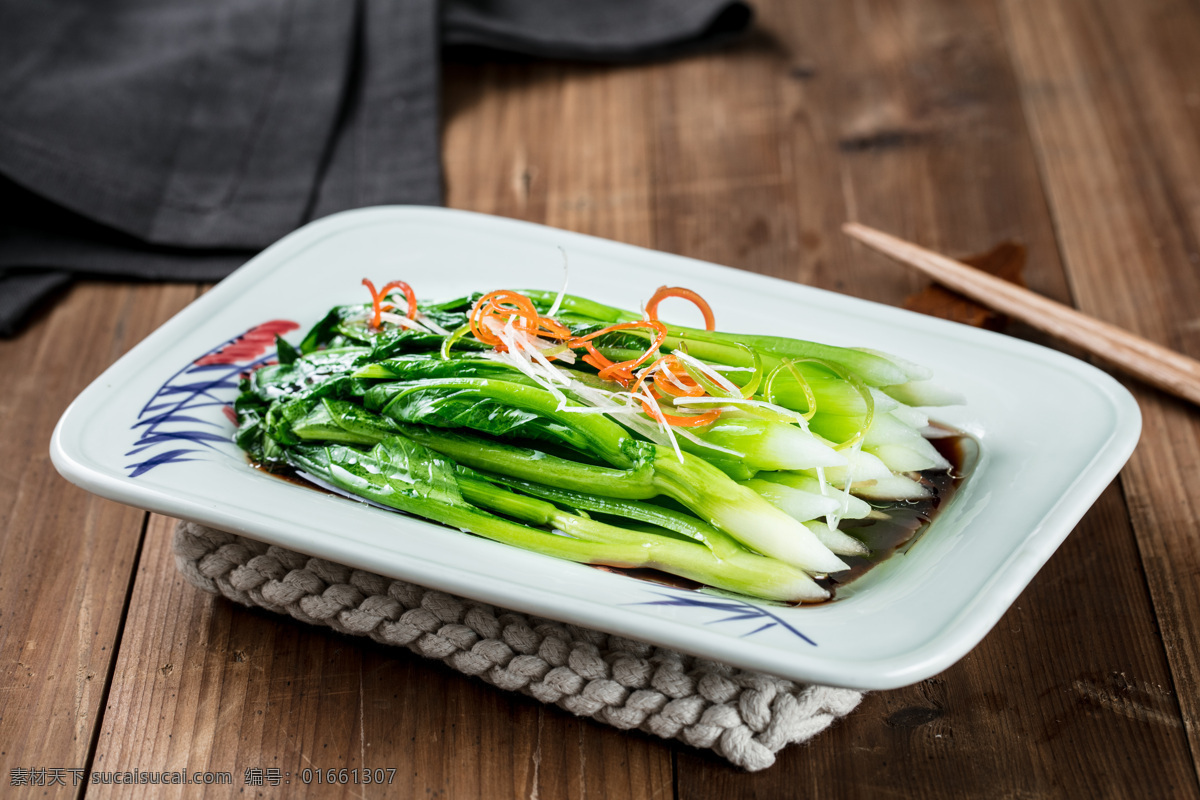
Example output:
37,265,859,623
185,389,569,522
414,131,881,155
174,520,863,771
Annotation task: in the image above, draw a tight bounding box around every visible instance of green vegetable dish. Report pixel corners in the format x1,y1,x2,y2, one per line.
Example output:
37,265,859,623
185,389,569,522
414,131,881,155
233,280,967,604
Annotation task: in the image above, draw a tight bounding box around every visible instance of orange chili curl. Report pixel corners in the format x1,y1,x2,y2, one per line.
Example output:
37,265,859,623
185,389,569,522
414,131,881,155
468,290,540,347
630,354,722,427
580,354,609,371
653,407,723,427
362,278,418,329
567,320,668,387
598,363,636,385
652,358,707,398
467,290,575,359
536,315,573,341
577,342,615,372
645,286,716,331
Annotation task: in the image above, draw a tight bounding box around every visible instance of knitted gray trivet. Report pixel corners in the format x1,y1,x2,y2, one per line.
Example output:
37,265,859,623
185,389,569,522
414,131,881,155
173,520,863,771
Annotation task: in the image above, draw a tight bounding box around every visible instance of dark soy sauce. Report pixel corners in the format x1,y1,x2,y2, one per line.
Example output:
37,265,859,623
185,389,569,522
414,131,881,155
594,433,974,603
812,433,972,601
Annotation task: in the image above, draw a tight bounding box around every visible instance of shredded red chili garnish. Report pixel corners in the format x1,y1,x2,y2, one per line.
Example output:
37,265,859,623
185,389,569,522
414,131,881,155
465,287,723,428
362,278,418,329
629,354,722,427
469,290,539,348
645,286,716,331
566,320,668,386
468,290,573,352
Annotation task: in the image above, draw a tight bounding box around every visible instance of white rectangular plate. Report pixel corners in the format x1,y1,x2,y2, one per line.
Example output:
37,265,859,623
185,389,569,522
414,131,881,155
51,207,1141,690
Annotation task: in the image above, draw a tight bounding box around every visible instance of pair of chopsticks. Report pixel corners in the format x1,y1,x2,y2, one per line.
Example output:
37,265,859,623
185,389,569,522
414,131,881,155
843,223,1200,407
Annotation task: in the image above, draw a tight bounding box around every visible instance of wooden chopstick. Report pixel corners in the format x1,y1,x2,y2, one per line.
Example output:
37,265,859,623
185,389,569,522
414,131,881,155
842,221,1200,407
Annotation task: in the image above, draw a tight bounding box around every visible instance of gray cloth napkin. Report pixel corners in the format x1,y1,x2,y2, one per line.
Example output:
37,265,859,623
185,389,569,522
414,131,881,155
0,0,752,335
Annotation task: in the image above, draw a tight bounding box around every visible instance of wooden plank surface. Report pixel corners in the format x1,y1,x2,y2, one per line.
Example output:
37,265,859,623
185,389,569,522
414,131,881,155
0,284,196,791
5,0,1200,797
998,0,1200,777
91,515,674,799
646,0,1197,796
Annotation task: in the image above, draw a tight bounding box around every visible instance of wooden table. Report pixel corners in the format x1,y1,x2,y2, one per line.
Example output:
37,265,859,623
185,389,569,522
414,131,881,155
4,0,1199,796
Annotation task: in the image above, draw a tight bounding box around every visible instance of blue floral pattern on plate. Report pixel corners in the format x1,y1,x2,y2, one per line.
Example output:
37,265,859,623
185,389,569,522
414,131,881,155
631,589,816,646
126,320,298,477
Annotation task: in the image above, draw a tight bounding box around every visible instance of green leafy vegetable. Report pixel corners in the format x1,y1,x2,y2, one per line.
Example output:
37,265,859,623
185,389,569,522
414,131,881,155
233,282,964,603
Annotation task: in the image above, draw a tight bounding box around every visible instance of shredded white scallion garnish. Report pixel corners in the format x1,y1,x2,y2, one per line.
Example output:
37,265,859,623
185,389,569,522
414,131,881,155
558,404,643,416
657,363,694,393
815,466,829,499
547,247,570,317
490,320,569,405
671,395,806,422
376,311,439,334
825,438,863,531
522,338,572,387
634,385,684,463
672,351,742,396
669,426,743,457
417,314,452,336
473,306,744,464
